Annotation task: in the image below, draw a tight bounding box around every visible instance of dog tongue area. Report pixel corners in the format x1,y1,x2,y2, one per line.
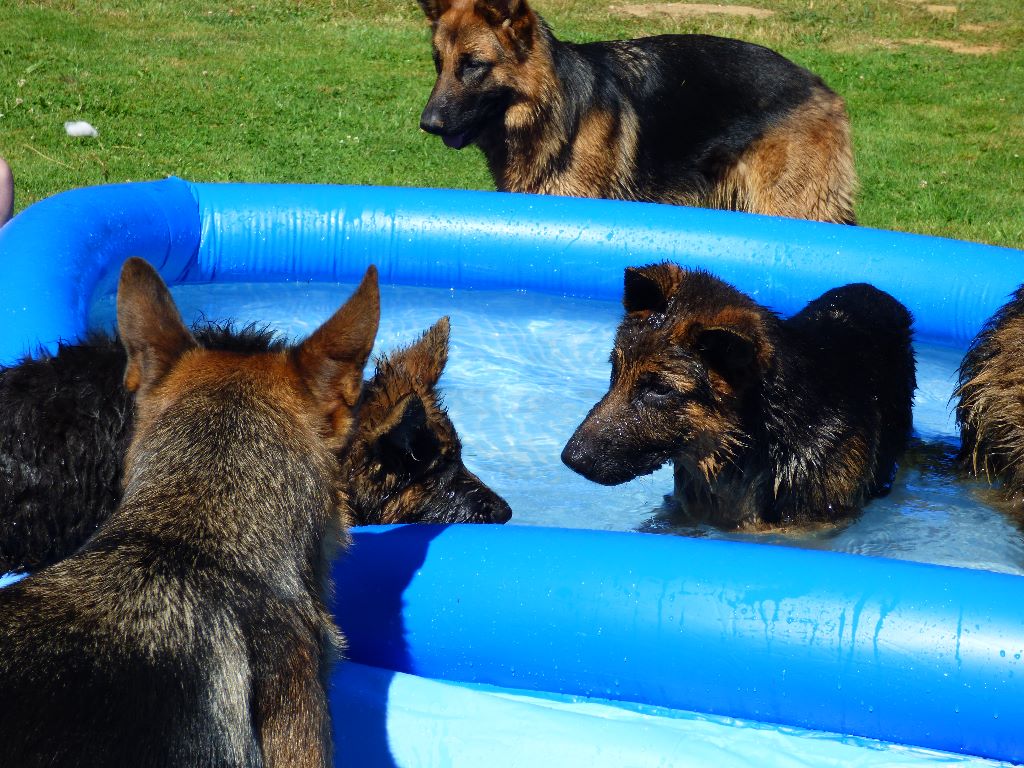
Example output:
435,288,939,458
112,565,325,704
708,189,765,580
442,132,471,150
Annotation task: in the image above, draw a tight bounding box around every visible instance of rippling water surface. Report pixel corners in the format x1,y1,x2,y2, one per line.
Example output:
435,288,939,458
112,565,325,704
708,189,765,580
90,280,1024,576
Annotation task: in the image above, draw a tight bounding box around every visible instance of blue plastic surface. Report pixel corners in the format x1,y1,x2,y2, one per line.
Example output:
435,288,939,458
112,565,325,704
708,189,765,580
182,183,1024,346
336,525,1024,764
1,179,1023,364
2,180,1024,764
0,178,199,363
332,661,1013,768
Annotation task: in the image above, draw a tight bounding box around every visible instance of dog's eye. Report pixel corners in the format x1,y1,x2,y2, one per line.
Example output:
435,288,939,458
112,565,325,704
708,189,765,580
460,57,493,79
636,375,678,405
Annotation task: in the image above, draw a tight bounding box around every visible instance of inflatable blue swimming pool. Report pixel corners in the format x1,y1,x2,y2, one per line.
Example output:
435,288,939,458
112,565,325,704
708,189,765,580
1,178,1022,766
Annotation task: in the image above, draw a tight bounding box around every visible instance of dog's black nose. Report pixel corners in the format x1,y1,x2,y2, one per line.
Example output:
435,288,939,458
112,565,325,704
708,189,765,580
560,435,593,476
420,106,445,135
489,495,513,524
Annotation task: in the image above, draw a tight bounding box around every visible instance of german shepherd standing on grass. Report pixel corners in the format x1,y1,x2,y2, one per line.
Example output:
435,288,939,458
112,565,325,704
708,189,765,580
0,259,380,767
562,263,916,528
417,0,858,223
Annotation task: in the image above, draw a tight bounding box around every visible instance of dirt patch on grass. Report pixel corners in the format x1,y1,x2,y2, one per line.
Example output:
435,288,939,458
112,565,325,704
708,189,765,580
902,0,964,16
611,3,774,20
897,37,1004,54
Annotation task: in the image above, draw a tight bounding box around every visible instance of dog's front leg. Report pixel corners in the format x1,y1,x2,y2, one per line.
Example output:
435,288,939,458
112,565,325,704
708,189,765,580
254,638,333,768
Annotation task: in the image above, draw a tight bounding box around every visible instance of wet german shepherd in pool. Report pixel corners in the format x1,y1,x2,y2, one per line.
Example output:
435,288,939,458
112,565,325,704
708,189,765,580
562,263,916,528
0,259,380,767
0,317,510,575
956,285,1024,504
417,0,857,223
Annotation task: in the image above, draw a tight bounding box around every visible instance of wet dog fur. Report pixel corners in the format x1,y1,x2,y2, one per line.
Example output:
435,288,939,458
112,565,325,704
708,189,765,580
0,258,380,767
417,0,857,223
0,317,509,575
347,317,512,525
562,264,916,528
956,285,1024,504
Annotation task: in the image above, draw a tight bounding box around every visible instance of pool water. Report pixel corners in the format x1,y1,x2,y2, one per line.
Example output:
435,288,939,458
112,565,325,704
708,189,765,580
90,280,1024,576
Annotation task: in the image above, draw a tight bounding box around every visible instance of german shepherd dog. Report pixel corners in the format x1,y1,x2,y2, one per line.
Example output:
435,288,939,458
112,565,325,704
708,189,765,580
417,0,857,223
562,263,916,528
956,286,1024,504
0,317,509,575
348,316,511,524
0,258,379,766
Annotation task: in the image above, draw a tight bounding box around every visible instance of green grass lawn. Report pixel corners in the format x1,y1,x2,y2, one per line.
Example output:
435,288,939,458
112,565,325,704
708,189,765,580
1,0,1022,247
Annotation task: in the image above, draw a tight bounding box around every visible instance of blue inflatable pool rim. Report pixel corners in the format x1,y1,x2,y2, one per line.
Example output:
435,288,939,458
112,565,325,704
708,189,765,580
1,177,1023,366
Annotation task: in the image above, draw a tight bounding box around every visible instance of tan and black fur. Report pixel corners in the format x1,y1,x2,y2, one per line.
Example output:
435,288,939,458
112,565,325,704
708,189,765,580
956,286,1024,504
0,316,510,575
0,259,380,767
562,264,916,528
418,0,857,223
349,316,512,524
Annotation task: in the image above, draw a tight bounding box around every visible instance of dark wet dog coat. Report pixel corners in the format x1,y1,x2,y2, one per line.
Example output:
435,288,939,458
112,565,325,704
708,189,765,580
0,318,509,575
563,264,916,528
956,285,1024,503
0,259,380,767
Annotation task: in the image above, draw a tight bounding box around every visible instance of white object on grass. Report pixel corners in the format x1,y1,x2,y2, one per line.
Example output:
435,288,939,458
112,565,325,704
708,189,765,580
64,121,99,138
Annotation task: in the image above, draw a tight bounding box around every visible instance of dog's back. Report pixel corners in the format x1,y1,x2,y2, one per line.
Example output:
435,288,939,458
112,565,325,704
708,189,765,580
0,259,379,766
574,35,852,216
956,286,1024,499
0,326,284,574
783,284,916,497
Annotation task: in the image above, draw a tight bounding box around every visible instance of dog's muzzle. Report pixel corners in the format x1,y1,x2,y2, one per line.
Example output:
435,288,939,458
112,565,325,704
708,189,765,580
420,105,473,150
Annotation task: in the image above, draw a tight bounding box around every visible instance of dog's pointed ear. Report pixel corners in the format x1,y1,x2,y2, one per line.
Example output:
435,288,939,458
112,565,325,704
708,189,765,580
117,257,198,395
623,263,683,316
694,326,760,387
474,0,524,22
294,266,380,424
418,0,450,22
475,0,534,46
370,393,442,476
390,317,450,390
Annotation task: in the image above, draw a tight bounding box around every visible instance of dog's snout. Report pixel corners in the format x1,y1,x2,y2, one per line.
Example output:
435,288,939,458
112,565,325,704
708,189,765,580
561,432,596,476
561,422,642,486
488,494,513,524
454,466,513,524
420,105,445,135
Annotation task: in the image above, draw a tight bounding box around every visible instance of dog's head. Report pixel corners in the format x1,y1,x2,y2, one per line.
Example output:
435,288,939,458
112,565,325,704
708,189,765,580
346,317,512,525
117,258,379,546
562,263,775,486
417,0,546,149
